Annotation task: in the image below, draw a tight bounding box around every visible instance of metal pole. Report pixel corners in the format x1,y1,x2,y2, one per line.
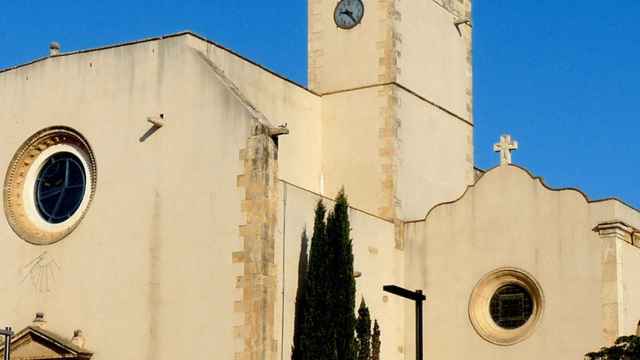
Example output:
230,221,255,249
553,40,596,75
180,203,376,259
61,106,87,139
415,291,423,360
3,327,11,360
383,285,426,360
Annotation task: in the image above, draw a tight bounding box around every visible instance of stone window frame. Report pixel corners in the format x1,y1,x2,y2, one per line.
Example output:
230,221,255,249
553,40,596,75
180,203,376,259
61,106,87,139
468,267,544,346
3,127,97,245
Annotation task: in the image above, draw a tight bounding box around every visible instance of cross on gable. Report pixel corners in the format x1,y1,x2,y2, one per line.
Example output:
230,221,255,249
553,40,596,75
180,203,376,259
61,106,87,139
493,134,518,166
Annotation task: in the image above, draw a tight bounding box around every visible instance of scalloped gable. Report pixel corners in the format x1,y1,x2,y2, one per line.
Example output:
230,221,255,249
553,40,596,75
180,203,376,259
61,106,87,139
421,164,590,240
402,164,637,358
424,165,585,222
423,164,640,230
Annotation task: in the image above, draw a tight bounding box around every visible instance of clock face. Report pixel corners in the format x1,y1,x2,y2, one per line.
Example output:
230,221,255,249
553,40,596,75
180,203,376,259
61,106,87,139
334,0,364,29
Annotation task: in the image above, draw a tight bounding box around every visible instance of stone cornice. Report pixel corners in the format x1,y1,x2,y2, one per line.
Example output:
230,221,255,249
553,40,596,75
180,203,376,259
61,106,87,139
593,220,640,247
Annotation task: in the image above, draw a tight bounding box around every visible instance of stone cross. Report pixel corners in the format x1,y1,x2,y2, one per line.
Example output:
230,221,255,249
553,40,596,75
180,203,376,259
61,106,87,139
493,134,518,166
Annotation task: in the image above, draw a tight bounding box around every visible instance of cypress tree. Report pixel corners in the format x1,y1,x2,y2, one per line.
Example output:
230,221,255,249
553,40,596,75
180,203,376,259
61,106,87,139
328,189,357,360
371,320,381,360
302,201,337,360
355,299,372,360
291,230,309,360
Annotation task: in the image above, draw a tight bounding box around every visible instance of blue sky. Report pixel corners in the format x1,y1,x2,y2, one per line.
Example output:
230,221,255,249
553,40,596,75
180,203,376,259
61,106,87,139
1,1,638,208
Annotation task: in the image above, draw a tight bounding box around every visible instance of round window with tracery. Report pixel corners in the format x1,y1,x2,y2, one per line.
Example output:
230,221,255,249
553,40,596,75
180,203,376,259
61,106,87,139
3,127,97,245
489,284,534,329
35,152,87,224
468,268,544,346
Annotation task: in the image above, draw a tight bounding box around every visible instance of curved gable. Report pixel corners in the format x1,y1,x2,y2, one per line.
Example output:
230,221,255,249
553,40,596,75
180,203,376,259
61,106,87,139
405,164,604,359
424,164,591,222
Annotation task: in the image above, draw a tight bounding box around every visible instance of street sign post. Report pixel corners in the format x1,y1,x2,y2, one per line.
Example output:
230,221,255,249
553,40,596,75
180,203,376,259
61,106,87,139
0,327,13,360
383,285,426,360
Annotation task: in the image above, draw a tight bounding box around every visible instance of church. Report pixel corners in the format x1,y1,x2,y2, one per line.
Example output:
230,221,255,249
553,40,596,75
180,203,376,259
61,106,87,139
1,0,639,359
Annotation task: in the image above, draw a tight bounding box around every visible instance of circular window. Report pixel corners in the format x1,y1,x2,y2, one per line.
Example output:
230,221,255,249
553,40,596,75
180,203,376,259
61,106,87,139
4,127,96,245
469,268,543,346
35,152,87,224
489,284,533,329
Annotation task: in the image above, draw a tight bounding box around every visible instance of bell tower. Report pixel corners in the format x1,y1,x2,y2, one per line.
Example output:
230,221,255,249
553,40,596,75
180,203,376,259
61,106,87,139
310,0,475,220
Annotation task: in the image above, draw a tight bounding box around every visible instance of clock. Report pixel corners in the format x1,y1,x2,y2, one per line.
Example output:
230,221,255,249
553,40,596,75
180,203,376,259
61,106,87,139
334,0,364,29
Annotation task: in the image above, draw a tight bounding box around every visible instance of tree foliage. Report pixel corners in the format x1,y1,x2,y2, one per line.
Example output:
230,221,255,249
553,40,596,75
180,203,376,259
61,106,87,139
371,320,381,360
302,201,337,360
356,299,372,360
329,190,357,360
293,191,381,360
585,335,640,360
291,230,309,360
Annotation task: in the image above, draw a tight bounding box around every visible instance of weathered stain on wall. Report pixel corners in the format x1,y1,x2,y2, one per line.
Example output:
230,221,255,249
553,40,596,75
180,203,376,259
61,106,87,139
149,190,162,360
377,85,400,219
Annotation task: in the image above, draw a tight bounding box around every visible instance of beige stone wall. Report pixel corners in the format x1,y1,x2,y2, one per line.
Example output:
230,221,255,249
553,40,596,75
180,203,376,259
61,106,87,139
597,223,626,345
320,86,390,217
594,221,640,344
396,87,474,219
621,239,640,335
309,0,474,220
274,182,404,360
308,0,394,94
309,0,473,119
404,166,605,359
590,199,640,230
0,35,279,360
395,0,473,120
320,84,473,221
588,199,640,342
187,35,323,194
234,125,280,360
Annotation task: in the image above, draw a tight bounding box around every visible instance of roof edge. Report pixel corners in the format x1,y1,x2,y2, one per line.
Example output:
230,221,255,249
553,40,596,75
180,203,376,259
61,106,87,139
0,30,317,96
0,325,92,356
406,163,640,224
